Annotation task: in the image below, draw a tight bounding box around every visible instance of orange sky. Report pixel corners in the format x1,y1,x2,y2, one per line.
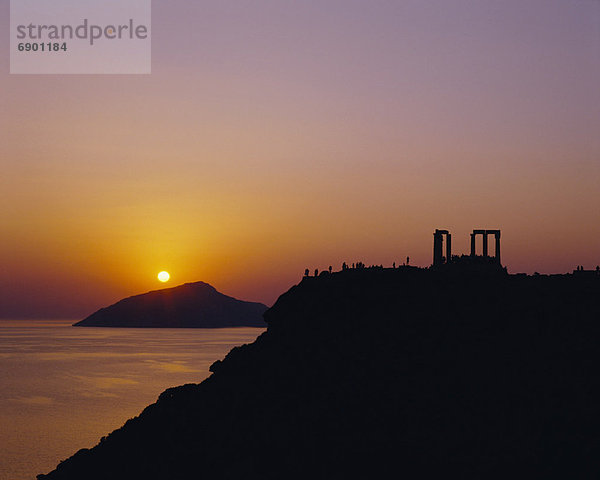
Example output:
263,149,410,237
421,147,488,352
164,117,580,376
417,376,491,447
1,0,599,318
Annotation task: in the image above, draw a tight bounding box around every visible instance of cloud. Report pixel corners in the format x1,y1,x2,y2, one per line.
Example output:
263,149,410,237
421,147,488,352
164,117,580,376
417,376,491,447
10,395,53,405
80,390,119,399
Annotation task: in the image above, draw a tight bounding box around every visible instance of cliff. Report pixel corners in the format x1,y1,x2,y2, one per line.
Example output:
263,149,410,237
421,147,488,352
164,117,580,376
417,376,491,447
42,267,600,478
74,281,267,328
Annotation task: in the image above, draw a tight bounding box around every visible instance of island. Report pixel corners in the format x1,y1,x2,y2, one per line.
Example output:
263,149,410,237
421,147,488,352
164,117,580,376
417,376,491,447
73,281,268,328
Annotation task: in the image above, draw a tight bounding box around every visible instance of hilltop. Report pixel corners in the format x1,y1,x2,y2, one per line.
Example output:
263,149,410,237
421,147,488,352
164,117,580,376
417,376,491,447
43,267,600,478
74,281,267,328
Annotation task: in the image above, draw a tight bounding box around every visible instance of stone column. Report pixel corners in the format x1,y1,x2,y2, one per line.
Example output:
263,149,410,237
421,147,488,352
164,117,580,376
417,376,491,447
495,232,501,264
433,231,443,266
483,232,488,257
470,233,476,256
446,233,452,264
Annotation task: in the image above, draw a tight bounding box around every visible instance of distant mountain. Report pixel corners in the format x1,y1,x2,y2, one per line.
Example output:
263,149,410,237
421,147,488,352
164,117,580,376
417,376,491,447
74,282,267,328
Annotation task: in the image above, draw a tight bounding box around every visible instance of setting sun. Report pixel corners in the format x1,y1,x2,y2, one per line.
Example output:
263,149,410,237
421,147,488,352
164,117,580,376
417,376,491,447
157,271,170,283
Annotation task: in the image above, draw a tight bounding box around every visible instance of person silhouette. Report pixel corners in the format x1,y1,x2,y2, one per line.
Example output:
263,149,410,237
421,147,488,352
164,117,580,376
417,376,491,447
406,256,410,265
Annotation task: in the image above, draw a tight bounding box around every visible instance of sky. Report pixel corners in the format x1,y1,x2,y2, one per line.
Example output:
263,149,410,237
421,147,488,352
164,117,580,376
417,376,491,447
1,0,599,318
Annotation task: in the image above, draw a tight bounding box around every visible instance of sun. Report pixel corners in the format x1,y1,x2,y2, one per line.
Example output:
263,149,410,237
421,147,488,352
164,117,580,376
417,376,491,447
157,271,170,283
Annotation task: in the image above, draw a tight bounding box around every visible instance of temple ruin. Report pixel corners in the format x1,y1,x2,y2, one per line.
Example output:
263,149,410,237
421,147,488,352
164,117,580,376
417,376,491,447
471,229,501,264
433,228,501,266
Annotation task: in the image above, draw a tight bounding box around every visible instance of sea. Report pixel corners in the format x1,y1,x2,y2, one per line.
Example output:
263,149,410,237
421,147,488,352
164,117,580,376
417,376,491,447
0,320,265,480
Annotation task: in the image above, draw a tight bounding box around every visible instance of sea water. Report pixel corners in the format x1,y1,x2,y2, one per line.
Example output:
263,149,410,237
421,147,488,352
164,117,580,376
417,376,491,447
0,320,265,480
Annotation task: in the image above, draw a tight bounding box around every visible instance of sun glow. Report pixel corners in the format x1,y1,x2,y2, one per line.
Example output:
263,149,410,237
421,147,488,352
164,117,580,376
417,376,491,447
157,271,170,282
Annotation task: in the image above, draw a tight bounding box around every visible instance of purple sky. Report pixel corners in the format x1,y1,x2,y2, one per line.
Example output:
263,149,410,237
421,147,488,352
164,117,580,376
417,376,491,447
1,0,599,318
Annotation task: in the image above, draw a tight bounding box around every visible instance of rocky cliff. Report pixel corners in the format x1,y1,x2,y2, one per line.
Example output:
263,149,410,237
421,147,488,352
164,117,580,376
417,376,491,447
43,267,600,478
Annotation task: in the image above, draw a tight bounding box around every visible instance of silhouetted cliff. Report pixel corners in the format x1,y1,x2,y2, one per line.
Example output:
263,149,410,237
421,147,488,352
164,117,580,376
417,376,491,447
74,282,267,328
43,268,600,478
